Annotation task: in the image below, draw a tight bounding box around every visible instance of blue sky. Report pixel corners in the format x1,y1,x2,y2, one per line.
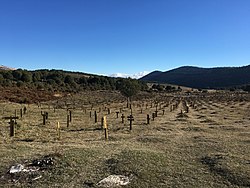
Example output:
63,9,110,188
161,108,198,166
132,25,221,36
1,0,250,76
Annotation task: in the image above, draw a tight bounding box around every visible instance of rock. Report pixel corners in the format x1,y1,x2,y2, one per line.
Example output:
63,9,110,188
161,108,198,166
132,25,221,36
97,175,130,187
9,164,24,174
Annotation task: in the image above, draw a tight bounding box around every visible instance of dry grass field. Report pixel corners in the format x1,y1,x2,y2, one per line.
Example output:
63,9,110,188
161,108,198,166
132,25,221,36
0,91,249,187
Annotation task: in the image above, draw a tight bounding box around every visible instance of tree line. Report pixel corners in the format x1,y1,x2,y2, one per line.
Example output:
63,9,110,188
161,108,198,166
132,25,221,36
0,69,148,93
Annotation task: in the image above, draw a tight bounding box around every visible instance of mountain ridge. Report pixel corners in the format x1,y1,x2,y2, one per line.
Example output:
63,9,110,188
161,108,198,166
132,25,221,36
140,65,250,89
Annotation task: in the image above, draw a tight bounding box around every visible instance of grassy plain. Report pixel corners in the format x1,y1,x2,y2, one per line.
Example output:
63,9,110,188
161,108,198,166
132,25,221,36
0,91,249,187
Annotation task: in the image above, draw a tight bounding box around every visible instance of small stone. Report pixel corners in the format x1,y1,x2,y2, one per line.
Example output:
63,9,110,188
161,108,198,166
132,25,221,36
9,164,24,173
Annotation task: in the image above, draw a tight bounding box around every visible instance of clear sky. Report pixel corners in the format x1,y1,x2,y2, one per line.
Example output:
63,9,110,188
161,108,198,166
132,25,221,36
1,0,250,77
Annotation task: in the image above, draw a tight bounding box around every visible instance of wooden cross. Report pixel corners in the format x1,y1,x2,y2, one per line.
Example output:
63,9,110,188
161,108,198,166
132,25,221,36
155,110,158,117
3,116,19,137
41,111,48,125
127,115,134,130
121,114,125,123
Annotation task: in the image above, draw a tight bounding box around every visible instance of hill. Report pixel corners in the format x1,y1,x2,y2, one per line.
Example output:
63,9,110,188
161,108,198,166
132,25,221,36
140,65,250,89
0,68,148,103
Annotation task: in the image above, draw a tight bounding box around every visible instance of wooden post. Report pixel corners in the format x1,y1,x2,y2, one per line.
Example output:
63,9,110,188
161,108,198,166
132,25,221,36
95,111,97,123
67,114,70,127
162,109,165,115
102,116,108,140
127,115,134,131
116,112,119,118
57,122,60,140
3,116,19,137
108,108,111,115
69,110,72,122
147,114,150,124
23,106,27,114
20,108,23,118
41,111,47,125
121,114,125,123
90,111,92,118
155,110,158,117
152,113,155,121
15,110,17,124
10,120,15,137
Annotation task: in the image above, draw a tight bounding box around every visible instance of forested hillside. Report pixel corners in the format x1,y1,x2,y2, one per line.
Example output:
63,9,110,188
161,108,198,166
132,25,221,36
0,69,147,97
140,65,250,91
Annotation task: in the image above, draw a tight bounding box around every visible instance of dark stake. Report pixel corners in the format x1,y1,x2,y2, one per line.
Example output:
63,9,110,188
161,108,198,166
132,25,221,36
147,114,150,124
10,120,15,137
152,113,155,121
23,106,27,114
3,116,19,137
121,114,125,123
162,110,165,115
95,111,97,123
127,115,134,131
116,112,119,118
69,110,72,122
90,111,92,118
41,111,47,125
104,128,108,140
67,114,70,127
20,109,23,118
15,110,17,124
108,108,111,115
155,110,158,117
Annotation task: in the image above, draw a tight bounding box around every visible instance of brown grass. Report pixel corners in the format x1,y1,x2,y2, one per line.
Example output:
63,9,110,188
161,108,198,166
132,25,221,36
0,91,249,187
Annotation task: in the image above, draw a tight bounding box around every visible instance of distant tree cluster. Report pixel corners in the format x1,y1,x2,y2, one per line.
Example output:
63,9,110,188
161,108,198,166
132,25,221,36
151,84,179,92
0,69,148,93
